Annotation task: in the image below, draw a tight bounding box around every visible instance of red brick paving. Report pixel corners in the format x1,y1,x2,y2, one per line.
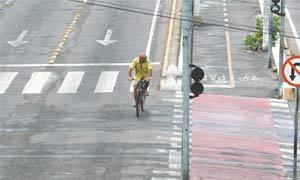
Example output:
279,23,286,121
191,94,285,180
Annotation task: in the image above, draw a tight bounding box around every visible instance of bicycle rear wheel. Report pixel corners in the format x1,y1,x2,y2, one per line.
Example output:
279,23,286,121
141,96,146,112
136,99,139,117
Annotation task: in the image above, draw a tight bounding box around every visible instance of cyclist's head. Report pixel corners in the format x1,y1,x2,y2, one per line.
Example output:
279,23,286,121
139,52,147,63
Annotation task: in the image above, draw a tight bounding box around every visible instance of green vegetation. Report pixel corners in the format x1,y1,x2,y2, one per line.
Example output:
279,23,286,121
244,16,280,51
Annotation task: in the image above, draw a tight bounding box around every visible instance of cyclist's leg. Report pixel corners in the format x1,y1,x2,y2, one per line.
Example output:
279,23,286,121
132,80,138,107
144,80,150,96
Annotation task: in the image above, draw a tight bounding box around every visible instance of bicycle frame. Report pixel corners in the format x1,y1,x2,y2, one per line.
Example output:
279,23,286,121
134,79,147,117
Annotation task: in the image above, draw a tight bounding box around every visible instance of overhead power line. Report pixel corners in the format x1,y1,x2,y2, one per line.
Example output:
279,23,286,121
68,0,300,40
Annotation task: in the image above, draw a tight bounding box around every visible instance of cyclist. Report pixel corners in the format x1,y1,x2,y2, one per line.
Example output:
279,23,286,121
128,52,152,97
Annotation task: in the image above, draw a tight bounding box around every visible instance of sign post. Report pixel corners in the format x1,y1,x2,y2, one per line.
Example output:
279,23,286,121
282,55,300,180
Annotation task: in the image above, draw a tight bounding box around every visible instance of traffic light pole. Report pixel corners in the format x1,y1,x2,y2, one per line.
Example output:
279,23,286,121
268,7,273,68
182,0,193,179
294,87,299,180
278,0,285,96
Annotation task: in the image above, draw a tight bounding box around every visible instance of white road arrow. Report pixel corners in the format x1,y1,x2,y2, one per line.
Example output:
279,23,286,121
96,29,117,46
8,30,30,48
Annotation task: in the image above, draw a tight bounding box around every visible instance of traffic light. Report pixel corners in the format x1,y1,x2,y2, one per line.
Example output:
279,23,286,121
270,0,284,16
189,64,204,99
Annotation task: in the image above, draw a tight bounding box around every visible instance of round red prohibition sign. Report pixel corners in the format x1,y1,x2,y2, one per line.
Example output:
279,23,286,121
282,55,300,87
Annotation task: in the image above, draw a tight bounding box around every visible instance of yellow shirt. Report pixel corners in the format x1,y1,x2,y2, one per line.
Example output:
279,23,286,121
129,57,152,81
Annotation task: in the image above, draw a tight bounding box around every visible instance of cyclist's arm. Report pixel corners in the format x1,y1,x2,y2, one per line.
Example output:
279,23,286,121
128,67,133,80
148,68,153,78
128,59,136,80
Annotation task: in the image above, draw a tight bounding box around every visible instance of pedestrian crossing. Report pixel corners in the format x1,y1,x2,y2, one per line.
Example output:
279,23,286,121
0,71,145,95
270,98,298,179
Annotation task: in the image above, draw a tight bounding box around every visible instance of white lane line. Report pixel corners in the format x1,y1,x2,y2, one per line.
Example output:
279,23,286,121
95,71,119,93
83,0,88,2
270,102,289,108
151,178,180,180
223,7,227,12
224,18,228,22
286,8,300,51
169,150,181,169
0,62,160,68
270,98,287,103
274,125,293,130
152,170,181,176
57,72,85,93
146,0,161,56
22,72,51,94
0,72,18,94
271,108,290,113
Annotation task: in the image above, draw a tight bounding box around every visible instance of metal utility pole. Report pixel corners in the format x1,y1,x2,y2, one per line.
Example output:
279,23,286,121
268,7,273,68
182,0,193,179
294,87,299,180
263,0,270,51
278,0,286,96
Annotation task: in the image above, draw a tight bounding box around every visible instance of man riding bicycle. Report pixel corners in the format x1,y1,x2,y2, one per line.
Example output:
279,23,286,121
128,52,152,97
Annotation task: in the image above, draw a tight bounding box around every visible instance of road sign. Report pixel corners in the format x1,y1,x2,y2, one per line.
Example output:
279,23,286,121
282,55,300,87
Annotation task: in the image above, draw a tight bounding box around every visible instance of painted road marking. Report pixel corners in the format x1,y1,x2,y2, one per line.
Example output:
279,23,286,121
0,62,160,67
57,72,85,93
1,71,158,94
48,2,87,64
225,31,235,87
95,71,119,93
146,0,160,56
7,30,30,48
286,8,300,52
22,72,51,94
96,29,118,46
0,72,18,94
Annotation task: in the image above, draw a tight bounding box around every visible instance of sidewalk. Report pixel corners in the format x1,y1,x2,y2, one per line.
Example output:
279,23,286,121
190,94,286,179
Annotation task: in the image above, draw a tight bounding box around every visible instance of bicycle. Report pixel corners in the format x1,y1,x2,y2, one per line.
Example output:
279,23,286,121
134,78,147,117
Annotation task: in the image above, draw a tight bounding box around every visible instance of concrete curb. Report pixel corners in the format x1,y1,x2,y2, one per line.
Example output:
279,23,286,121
160,0,182,91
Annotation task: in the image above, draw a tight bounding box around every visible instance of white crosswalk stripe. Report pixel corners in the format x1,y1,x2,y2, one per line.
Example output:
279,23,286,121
95,71,119,93
57,72,85,93
0,71,151,94
0,72,18,94
22,72,51,94
270,98,296,179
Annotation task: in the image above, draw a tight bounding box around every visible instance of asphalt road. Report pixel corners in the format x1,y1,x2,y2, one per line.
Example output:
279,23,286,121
0,0,183,179
286,0,300,54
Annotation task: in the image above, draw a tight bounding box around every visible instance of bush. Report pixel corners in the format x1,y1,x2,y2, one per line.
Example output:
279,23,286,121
244,16,280,51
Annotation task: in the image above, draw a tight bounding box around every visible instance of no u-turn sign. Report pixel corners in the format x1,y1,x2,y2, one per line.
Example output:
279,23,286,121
282,55,300,87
